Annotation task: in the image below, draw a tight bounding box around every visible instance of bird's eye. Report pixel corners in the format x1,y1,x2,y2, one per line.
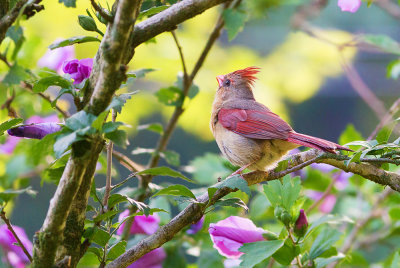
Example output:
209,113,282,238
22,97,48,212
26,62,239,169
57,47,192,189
224,79,231,87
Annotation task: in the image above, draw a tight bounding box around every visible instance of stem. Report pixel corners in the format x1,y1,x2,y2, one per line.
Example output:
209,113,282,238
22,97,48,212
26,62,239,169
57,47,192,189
90,0,114,22
288,228,303,268
103,109,116,209
21,81,69,118
0,209,33,262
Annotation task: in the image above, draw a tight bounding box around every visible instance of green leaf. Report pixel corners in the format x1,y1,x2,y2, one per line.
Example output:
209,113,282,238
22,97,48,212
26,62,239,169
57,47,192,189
138,6,169,20
78,15,98,32
161,150,180,167
49,36,100,49
272,238,300,265
92,228,111,247
0,118,23,135
387,59,400,80
389,207,400,221
376,123,395,143
105,129,128,147
213,197,248,210
263,175,301,211
93,210,119,223
209,175,251,199
91,111,108,131
32,75,72,93
101,121,126,134
3,64,30,85
87,247,102,260
54,131,81,158
59,0,76,7
315,253,345,268
66,111,97,131
304,214,352,239
309,228,342,260
107,193,129,208
31,132,59,165
137,123,164,134
390,251,400,268
107,241,127,261
223,8,247,41
156,86,184,106
175,74,199,99
106,92,137,113
126,68,156,78
137,166,193,183
190,153,230,185
339,124,364,146
239,240,284,267
0,187,37,203
153,185,196,200
361,34,400,55
6,26,23,45
51,88,73,108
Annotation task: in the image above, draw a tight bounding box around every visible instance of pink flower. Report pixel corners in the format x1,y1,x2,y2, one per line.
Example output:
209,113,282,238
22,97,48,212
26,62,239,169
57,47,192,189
117,210,160,236
62,58,93,84
307,191,337,213
209,216,265,259
338,0,361,13
187,216,204,235
127,247,166,268
0,224,32,268
38,43,75,73
0,115,59,154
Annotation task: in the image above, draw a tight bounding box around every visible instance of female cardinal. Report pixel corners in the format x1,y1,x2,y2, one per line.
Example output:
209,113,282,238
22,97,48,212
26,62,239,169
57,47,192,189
210,67,351,173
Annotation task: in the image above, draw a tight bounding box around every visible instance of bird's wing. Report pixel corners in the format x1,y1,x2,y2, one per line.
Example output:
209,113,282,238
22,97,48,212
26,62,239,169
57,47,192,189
218,108,293,140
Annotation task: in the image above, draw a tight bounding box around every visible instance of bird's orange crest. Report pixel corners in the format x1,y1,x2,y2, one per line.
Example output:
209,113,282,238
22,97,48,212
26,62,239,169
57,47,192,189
232,66,260,87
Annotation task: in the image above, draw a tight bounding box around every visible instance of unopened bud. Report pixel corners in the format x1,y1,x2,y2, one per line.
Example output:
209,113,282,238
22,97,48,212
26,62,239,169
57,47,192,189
280,210,291,227
78,15,98,32
294,209,308,238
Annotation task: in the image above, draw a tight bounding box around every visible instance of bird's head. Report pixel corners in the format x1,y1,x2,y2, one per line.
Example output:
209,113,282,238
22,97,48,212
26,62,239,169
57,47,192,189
216,66,260,100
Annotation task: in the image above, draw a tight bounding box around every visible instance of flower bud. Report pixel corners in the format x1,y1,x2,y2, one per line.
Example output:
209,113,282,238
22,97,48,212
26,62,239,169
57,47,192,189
78,15,98,32
294,209,308,238
7,123,61,139
280,210,292,227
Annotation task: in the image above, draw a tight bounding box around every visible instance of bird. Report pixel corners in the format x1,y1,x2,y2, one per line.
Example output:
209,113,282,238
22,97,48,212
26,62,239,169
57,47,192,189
210,66,351,174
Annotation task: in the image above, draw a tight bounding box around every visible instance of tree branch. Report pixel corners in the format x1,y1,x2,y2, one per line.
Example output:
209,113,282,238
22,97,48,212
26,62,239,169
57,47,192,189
123,0,230,61
108,149,400,267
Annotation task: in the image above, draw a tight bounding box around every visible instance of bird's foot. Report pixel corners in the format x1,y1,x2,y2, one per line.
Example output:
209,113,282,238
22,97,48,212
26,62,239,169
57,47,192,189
228,163,252,179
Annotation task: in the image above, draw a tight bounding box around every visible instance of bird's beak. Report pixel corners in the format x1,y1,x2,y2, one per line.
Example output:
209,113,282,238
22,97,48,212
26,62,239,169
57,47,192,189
216,75,224,87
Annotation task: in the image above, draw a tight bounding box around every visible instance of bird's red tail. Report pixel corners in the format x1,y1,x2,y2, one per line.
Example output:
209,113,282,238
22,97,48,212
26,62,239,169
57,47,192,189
287,132,352,153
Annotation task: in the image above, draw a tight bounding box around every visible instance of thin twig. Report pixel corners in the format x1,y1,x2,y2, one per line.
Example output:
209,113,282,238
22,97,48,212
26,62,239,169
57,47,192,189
20,81,69,118
368,97,400,140
90,0,114,23
0,53,11,67
103,109,116,209
112,150,144,173
0,209,33,262
340,56,387,120
306,176,336,214
375,0,400,20
288,230,303,268
171,30,188,83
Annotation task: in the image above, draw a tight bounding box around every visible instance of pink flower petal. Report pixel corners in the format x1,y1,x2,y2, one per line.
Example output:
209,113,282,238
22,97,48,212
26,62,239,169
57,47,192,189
209,216,265,259
338,0,361,13
127,247,166,268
